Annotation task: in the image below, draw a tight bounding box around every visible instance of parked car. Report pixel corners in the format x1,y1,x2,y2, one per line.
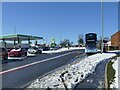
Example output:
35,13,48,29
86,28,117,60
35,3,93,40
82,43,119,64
42,47,50,51
50,46,61,50
0,47,8,60
8,48,27,57
28,47,42,54
7,48,14,52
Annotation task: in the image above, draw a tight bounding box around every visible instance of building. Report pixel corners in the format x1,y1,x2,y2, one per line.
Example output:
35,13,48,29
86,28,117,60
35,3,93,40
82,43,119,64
111,31,120,50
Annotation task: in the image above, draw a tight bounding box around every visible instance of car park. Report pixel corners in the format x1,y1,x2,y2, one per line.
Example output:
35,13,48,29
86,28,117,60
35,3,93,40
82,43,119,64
8,48,27,59
0,47,8,60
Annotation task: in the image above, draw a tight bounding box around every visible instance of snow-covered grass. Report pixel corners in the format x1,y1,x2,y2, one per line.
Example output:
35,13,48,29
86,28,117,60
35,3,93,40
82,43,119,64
27,53,116,89
109,58,119,88
42,47,85,54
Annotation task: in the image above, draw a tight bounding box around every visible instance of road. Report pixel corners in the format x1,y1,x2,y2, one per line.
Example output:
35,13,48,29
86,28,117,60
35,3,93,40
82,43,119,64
1,49,85,89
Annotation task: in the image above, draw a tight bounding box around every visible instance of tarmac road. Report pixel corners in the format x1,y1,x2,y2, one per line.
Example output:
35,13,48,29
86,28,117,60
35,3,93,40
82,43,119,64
1,49,85,88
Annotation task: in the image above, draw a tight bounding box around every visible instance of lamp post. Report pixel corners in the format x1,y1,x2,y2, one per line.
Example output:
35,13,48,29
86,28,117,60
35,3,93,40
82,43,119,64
101,0,104,53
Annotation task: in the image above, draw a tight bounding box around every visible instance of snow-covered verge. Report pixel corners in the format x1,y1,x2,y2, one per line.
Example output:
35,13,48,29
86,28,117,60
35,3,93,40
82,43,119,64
109,50,120,52
109,57,119,88
42,47,85,54
27,53,116,89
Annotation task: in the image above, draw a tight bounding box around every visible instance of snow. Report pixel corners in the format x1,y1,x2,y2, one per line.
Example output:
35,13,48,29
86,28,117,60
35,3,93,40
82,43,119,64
27,53,116,89
10,48,21,51
108,50,120,52
42,47,85,54
8,56,27,59
110,57,119,88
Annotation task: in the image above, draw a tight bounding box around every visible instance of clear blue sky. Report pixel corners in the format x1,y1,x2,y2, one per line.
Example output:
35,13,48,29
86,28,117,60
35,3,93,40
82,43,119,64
2,2,118,44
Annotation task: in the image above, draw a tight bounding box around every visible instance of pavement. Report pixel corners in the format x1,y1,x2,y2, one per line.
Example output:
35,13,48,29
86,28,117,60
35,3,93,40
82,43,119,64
1,49,85,88
75,58,110,89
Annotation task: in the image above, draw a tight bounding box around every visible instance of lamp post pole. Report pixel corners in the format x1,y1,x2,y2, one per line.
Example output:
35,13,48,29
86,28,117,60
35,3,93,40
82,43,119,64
101,0,104,53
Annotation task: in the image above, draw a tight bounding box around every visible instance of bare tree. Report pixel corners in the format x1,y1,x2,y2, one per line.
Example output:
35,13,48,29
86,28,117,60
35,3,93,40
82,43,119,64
60,39,70,48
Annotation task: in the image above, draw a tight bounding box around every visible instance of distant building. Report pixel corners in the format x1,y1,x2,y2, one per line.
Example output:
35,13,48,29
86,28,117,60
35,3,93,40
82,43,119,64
107,41,111,47
111,31,120,50
107,41,111,51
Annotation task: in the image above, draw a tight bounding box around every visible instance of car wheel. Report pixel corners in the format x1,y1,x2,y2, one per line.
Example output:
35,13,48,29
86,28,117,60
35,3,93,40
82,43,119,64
22,53,25,57
3,56,8,63
38,50,42,54
40,51,42,54
25,53,27,56
4,54,8,60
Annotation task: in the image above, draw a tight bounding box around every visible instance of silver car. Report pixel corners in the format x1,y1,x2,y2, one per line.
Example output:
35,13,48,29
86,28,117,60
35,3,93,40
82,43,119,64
28,47,42,54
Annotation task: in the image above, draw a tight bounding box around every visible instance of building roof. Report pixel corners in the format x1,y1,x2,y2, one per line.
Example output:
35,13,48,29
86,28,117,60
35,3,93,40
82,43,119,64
0,34,43,41
111,31,120,37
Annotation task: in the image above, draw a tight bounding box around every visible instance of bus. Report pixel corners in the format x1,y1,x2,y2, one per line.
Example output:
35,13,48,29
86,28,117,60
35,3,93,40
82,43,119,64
85,33,97,54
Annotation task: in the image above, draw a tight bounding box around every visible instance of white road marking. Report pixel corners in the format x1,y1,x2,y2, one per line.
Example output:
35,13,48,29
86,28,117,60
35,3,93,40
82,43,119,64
0,51,76,75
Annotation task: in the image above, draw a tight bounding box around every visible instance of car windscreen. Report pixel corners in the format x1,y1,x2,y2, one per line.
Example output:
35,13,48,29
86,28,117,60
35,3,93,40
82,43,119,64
30,47,38,50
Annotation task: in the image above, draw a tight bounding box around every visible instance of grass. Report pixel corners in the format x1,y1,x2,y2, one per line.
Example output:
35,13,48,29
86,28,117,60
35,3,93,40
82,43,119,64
107,60,116,89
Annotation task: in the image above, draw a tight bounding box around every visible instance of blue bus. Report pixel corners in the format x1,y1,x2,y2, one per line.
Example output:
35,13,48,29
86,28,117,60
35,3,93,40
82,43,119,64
85,33,97,54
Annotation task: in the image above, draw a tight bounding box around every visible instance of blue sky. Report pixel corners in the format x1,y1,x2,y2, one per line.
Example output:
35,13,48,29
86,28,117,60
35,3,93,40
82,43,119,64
2,2,118,44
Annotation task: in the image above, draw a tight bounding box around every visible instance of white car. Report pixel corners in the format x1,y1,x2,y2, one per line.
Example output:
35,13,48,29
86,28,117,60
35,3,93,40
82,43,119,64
28,47,42,54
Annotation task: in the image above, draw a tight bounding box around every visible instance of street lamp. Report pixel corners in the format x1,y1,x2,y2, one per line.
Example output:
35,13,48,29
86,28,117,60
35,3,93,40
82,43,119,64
101,0,104,53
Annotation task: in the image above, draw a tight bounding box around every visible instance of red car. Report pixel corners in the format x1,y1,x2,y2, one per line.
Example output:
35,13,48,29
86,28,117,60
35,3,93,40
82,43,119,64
8,48,27,58
0,47,8,60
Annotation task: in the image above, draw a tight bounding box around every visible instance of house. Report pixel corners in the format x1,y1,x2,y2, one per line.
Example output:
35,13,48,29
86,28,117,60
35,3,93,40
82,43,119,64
111,31,120,50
